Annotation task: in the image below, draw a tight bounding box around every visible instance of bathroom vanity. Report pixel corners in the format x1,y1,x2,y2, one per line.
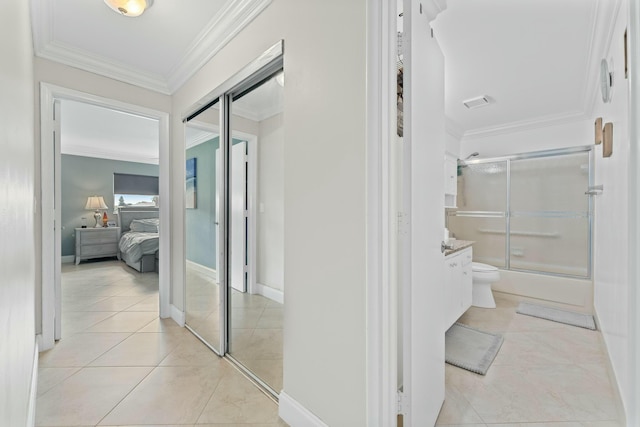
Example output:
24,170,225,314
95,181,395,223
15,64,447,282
443,241,473,329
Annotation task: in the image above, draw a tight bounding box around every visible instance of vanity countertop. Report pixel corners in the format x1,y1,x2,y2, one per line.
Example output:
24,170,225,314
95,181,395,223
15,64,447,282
444,239,474,257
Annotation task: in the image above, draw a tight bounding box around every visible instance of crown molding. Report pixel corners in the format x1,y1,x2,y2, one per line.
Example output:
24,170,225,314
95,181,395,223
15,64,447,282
460,110,587,141
232,102,282,122
31,0,272,95
62,144,159,165
165,0,273,92
37,41,172,94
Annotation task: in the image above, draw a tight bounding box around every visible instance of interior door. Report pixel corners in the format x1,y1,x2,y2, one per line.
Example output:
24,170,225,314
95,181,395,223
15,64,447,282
217,142,246,293
230,141,247,293
402,0,447,424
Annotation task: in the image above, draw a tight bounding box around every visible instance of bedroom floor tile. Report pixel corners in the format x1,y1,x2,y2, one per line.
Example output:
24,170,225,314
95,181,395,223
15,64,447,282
85,311,158,333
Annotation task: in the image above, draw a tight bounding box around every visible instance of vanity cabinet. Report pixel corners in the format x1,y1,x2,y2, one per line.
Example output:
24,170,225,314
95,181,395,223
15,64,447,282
444,154,457,208
444,246,472,329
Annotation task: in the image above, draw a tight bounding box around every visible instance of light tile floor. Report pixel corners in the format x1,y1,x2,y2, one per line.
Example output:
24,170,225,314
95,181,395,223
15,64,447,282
185,266,283,392
436,292,626,426
36,260,287,427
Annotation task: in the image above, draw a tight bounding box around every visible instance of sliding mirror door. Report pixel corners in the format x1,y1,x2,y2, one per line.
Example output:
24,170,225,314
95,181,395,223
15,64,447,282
185,100,223,354
226,71,284,394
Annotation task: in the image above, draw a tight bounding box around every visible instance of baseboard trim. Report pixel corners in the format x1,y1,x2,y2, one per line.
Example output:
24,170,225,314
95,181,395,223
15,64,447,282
279,391,328,427
27,339,39,427
170,304,185,327
61,255,75,264
256,282,284,305
186,260,217,280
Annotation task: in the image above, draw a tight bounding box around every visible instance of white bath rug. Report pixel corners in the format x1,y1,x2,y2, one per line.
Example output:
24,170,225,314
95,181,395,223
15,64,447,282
445,323,504,376
516,302,596,330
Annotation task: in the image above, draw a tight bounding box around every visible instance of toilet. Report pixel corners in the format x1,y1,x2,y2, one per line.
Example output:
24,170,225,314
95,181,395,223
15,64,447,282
471,262,500,308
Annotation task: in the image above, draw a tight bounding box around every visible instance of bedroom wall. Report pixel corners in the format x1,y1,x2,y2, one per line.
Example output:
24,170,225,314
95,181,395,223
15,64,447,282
60,154,158,257
171,0,367,424
0,1,36,425
185,137,218,270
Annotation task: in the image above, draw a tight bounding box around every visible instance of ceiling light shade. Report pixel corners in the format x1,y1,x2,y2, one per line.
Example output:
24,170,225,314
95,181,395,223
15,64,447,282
104,0,153,17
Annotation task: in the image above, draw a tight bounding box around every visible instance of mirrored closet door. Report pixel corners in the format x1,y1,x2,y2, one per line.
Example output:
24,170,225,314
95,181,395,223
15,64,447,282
184,41,284,397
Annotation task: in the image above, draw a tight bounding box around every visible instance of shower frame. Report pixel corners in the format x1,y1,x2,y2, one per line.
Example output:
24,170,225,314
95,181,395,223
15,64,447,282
448,145,594,280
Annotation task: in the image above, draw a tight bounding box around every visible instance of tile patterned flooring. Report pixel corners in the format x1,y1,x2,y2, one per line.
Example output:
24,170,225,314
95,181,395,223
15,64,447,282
37,261,626,426
184,266,284,392
36,260,286,427
435,292,626,426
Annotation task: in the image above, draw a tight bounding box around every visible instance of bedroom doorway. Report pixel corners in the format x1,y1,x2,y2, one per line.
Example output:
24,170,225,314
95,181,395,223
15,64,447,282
39,84,171,350
183,41,284,398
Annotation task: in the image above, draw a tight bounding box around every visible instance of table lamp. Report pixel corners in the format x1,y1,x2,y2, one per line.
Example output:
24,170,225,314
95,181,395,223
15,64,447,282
85,196,109,228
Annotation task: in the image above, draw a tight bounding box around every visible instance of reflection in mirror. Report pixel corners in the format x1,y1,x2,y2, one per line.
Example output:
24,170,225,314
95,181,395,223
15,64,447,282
228,70,284,393
184,101,222,354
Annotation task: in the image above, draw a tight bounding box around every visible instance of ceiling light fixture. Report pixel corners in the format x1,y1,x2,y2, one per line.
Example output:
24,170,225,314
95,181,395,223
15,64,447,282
104,0,153,17
462,96,492,109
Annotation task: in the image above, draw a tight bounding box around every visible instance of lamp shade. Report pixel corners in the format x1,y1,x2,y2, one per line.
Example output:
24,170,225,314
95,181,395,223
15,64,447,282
85,196,109,210
104,0,153,17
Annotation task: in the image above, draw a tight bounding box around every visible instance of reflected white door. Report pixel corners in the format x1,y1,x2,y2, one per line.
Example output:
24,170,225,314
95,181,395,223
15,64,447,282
402,0,447,424
230,141,247,293
216,142,247,293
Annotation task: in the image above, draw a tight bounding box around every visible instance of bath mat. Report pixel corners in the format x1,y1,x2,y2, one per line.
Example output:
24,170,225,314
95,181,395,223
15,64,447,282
516,302,596,330
445,323,504,375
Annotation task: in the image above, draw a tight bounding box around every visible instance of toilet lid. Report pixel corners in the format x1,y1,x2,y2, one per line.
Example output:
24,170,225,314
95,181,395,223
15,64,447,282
472,262,498,272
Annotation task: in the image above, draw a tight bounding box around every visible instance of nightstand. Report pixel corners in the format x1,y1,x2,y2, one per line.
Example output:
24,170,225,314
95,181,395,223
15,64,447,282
75,227,121,265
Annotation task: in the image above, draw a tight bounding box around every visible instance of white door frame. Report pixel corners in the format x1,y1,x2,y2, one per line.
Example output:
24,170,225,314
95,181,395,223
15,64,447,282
628,0,640,423
39,83,171,351
365,0,399,424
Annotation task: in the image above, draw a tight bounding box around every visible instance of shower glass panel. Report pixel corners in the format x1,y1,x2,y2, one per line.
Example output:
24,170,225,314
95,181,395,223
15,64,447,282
456,161,508,212
510,153,589,213
184,101,223,354
227,71,284,394
448,147,592,279
447,215,507,268
509,216,589,276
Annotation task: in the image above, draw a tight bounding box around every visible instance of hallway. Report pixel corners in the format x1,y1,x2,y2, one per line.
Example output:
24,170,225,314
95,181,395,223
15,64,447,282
36,260,286,426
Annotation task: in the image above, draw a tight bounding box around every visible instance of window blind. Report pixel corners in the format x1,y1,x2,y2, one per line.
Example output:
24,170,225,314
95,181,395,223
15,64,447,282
113,173,159,195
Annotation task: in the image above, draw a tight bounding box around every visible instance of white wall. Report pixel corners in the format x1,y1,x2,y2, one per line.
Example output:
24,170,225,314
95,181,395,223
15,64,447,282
171,0,367,424
257,112,284,292
592,0,632,418
0,2,36,425
33,58,171,334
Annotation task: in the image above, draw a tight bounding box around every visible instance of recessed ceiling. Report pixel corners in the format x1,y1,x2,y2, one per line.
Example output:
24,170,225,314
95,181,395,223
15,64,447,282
431,0,620,138
31,0,272,94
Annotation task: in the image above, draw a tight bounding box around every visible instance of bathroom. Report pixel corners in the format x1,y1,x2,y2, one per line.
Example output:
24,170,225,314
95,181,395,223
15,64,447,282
417,0,633,425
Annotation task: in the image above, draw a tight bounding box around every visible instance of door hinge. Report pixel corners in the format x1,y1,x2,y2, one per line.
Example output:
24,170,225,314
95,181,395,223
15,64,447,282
244,209,249,218
397,390,408,415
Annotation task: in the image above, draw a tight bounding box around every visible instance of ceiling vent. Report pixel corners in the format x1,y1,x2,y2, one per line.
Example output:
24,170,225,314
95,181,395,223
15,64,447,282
463,96,492,109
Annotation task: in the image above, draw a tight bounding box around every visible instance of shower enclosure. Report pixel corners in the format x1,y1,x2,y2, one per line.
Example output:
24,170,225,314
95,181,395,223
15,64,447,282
447,147,593,279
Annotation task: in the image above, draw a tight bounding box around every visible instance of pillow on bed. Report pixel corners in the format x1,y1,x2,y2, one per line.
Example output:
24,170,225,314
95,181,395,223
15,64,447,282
130,218,159,233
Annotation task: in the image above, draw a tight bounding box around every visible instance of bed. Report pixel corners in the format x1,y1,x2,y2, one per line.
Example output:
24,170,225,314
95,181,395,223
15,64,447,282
117,208,159,273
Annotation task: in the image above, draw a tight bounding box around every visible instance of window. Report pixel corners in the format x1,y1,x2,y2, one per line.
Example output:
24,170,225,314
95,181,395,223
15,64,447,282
113,173,159,208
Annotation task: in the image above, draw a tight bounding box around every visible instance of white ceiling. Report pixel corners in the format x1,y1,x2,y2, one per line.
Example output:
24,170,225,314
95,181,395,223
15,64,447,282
431,0,619,138
44,0,620,160
31,0,271,94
